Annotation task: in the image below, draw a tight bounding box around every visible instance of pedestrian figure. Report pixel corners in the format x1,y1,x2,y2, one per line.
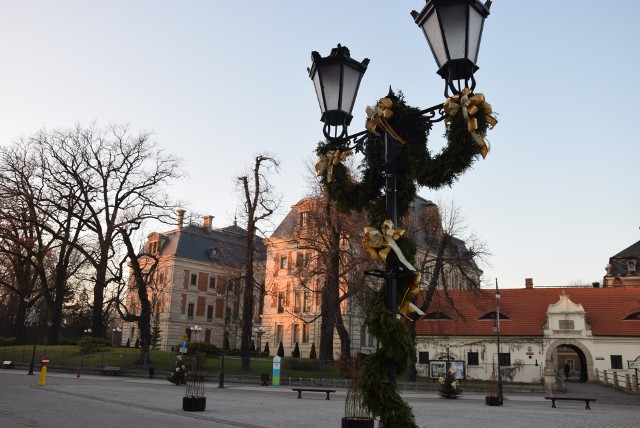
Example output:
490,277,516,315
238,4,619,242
563,361,570,379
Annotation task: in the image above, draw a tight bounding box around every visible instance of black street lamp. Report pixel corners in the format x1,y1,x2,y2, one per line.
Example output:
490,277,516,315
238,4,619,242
219,282,231,389
309,0,492,391
190,325,201,343
411,0,492,96
495,279,504,405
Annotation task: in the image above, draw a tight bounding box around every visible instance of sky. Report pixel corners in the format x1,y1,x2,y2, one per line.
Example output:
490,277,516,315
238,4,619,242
1,1,638,289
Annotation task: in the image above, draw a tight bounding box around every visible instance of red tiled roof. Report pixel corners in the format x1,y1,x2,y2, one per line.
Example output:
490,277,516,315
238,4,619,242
415,287,640,337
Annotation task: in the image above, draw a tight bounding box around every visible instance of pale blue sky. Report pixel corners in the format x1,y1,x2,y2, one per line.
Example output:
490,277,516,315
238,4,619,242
1,1,638,288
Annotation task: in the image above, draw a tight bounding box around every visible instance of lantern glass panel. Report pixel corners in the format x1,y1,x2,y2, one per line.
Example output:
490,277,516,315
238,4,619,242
341,65,362,119
439,3,468,61
320,63,342,113
312,72,325,113
425,11,447,68
467,6,484,64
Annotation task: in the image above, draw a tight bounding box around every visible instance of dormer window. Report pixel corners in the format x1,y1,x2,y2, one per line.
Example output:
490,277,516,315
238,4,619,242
299,211,308,227
478,311,511,321
628,261,637,274
424,311,453,320
624,311,640,320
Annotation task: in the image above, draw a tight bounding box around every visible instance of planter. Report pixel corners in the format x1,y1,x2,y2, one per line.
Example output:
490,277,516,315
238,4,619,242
341,417,375,428
183,396,206,411
485,396,503,406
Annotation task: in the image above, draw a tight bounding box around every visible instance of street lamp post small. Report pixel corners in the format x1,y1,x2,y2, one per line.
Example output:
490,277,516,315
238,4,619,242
495,279,503,405
190,325,201,343
112,327,122,346
254,327,266,358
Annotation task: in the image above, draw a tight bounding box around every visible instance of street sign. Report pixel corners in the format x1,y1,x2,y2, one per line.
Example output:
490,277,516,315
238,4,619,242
628,355,640,369
42,357,49,366
181,340,188,348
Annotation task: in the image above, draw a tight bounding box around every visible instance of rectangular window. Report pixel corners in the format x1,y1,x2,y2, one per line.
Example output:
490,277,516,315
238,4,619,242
209,275,216,290
275,325,283,345
611,355,623,369
215,298,224,318
207,305,214,321
299,211,308,227
303,291,311,312
277,292,285,313
418,351,429,365
302,324,310,344
294,290,302,312
279,255,288,270
296,252,304,267
467,352,479,366
187,303,194,319
292,324,299,344
559,320,575,329
190,273,198,286
498,352,511,366
205,329,211,344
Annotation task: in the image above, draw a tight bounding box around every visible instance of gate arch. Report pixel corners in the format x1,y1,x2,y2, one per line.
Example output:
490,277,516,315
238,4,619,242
545,339,594,381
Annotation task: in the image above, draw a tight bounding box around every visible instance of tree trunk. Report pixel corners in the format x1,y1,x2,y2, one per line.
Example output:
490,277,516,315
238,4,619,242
240,225,256,371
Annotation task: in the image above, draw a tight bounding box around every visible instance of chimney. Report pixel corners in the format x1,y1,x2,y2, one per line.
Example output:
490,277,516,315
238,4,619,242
525,278,534,289
203,215,214,231
177,209,185,230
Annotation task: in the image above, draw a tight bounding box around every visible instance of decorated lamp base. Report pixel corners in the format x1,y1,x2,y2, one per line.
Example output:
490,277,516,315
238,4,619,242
485,396,503,406
183,396,206,411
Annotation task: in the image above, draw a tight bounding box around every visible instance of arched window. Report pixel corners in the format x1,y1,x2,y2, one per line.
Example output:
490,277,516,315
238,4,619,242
624,311,640,320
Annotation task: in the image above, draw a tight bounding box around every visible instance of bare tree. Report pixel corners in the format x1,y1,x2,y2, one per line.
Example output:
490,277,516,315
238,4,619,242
237,154,280,370
32,124,182,338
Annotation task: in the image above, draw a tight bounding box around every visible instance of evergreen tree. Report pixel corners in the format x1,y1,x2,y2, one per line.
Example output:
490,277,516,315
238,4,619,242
292,342,300,358
125,338,131,348
151,312,162,350
263,341,270,356
167,354,188,385
134,337,140,348
277,341,285,358
309,342,317,359
438,366,462,399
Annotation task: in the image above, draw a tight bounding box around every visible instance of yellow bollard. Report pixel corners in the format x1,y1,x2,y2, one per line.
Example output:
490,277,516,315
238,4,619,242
38,366,47,386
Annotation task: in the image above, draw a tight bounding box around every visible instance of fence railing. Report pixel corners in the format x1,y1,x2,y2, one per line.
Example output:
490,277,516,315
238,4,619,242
593,368,639,393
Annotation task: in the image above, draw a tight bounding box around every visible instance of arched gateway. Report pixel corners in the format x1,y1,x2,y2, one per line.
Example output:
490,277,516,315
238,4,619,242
545,339,594,382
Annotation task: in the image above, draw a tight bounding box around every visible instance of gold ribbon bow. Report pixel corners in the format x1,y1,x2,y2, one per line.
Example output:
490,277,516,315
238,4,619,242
365,98,407,144
444,88,498,159
315,149,351,182
363,220,424,320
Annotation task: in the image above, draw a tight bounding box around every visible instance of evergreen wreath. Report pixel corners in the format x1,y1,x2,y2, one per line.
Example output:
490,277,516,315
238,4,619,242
316,89,494,427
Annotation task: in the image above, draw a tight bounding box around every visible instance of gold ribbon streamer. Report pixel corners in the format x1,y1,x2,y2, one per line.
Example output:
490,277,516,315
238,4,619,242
363,219,424,320
315,149,352,182
444,88,498,159
365,98,407,144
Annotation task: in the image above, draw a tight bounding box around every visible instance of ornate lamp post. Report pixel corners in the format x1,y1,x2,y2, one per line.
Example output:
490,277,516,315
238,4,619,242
190,325,201,342
494,279,503,404
254,327,266,358
308,1,493,425
112,327,122,346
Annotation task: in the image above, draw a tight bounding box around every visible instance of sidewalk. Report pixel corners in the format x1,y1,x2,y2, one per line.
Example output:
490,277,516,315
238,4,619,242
1,370,639,428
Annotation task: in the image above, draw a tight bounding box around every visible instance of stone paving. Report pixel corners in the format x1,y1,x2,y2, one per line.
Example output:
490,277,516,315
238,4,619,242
1,370,639,427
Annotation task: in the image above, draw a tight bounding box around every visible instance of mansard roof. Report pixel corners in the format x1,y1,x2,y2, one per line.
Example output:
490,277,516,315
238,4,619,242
415,287,640,337
152,224,265,268
607,239,640,277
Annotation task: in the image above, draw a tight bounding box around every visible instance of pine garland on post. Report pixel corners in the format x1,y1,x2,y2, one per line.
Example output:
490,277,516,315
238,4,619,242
315,90,495,428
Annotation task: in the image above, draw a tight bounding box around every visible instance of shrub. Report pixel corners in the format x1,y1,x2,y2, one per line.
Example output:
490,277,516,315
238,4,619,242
277,341,284,358
78,336,100,354
134,338,140,348
292,342,300,358
263,342,270,356
289,358,318,371
188,342,221,356
125,338,131,348
0,337,17,347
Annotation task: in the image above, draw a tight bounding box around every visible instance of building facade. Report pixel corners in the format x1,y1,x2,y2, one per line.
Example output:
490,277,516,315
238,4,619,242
415,273,640,387
122,210,265,351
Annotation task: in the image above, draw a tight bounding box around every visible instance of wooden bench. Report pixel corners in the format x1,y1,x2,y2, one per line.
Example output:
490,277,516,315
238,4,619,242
292,387,336,400
101,366,121,375
2,361,12,369
544,396,596,410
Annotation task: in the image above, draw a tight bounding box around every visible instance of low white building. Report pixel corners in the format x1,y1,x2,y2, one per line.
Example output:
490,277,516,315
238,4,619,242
415,280,640,389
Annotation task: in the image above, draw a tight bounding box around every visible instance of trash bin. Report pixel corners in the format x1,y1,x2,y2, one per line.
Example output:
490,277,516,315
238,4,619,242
149,367,155,378
261,373,270,386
